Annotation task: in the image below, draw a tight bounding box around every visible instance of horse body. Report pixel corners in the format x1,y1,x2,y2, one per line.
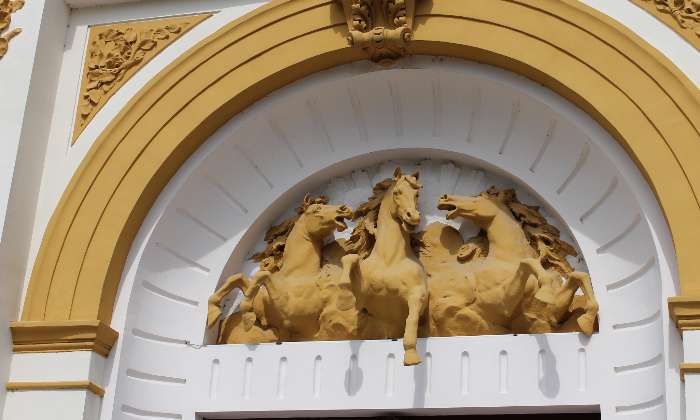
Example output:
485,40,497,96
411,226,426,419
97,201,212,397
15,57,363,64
343,169,428,365
437,190,598,335
208,196,353,343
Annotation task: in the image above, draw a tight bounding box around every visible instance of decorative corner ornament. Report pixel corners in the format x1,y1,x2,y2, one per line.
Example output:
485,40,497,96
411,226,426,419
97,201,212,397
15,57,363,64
0,0,24,60
337,0,417,66
72,13,211,144
630,0,700,50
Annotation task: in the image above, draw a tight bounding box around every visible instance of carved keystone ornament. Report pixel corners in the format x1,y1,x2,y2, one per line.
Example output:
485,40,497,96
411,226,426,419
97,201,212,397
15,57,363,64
337,0,417,65
208,168,599,366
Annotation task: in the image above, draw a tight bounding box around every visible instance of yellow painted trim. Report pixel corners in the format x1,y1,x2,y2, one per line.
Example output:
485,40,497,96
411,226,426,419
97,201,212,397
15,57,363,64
10,320,118,357
669,297,700,332
16,0,700,353
6,381,105,397
680,363,700,381
72,13,213,143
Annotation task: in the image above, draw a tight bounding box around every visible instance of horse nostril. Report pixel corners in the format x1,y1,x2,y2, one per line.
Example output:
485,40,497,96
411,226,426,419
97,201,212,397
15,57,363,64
440,194,448,200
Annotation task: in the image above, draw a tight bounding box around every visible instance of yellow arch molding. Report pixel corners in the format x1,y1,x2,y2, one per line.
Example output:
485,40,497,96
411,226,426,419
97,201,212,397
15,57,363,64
12,0,700,351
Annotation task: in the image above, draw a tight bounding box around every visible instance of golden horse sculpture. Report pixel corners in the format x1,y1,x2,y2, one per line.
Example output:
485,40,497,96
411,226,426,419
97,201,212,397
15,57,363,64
207,168,599,366
340,168,428,365
206,195,356,342
428,188,598,336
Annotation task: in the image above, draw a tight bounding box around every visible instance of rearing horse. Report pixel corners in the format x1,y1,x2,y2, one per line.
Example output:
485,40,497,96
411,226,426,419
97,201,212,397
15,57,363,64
436,190,598,335
341,168,428,365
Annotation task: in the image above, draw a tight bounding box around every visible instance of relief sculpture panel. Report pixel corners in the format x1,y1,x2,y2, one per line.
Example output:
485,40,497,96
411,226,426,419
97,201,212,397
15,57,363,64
207,164,599,366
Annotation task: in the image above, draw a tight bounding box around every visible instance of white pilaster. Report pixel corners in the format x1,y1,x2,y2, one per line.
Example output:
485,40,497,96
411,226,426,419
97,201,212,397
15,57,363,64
683,330,700,420
3,351,106,420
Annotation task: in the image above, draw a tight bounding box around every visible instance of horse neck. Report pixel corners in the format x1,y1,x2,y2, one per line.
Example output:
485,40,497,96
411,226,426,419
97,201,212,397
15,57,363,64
371,189,414,264
485,210,535,261
279,218,322,277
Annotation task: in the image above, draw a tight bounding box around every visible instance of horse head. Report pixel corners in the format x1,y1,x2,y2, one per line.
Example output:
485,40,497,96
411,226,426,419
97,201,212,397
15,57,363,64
390,167,422,231
437,190,510,229
298,194,353,239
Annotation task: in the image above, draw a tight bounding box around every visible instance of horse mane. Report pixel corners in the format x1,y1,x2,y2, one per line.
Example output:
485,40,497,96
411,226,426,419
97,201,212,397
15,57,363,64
251,195,329,272
345,177,395,258
485,187,577,275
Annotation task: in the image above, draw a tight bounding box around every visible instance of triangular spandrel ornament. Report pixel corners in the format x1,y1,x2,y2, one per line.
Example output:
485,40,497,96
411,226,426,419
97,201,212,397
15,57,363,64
71,13,212,144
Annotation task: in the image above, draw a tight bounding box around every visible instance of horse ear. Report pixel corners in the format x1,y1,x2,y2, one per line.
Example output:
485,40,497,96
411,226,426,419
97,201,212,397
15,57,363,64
411,171,420,180
303,193,311,206
393,167,402,178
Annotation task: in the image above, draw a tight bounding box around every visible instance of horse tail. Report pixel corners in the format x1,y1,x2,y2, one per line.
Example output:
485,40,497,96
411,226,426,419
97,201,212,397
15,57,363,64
206,273,250,329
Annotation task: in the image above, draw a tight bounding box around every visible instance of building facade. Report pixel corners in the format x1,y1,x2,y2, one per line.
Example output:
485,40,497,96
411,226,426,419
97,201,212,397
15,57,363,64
1,1,700,419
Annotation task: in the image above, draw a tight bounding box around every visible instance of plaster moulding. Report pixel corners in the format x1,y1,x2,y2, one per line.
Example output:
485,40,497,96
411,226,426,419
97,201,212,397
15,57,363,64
669,296,700,331
71,13,211,143
9,320,118,357
630,0,700,50
337,0,418,65
5,380,105,397
0,0,24,60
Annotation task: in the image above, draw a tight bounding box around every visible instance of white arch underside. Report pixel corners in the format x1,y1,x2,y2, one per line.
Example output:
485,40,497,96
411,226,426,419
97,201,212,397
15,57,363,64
105,57,680,420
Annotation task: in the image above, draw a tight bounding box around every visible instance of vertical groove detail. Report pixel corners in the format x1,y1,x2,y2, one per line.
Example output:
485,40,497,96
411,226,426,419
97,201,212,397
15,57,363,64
538,350,546,384
425,352,433,397
313,355,322,398
557,143,590,194
530,120,556,173
460,351,470,395
499,350,508,394
277,357,288,399
578,348,587,392
498,99,520,155
347,354,359,396
243,357,253,399
385,353,395,397
209,359,220,399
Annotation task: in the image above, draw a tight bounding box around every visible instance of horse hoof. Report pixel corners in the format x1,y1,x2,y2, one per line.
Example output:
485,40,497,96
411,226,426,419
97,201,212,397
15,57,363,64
403,349,422,366
577,314,596,336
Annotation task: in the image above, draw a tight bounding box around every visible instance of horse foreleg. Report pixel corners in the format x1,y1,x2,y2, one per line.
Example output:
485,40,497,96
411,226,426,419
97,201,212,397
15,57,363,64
503,258,540,318
241,271,272,331
340,254,360,289
207,273,249,329
569,272,599,335
403,289,427,366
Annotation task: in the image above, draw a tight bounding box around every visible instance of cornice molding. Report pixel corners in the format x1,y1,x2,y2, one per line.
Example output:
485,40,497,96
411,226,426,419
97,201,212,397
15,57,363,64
6,380,105,397
10,320,118,357
669,296,700,332
0,0,24,60
630,0,700,51
72,13,212,143
680,363,700,381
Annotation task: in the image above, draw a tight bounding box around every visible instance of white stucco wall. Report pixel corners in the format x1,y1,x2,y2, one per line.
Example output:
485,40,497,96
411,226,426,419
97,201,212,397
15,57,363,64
0,0,69,416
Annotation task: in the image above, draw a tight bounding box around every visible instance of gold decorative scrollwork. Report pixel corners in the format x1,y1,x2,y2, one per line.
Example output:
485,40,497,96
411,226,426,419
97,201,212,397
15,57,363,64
631,0,700,50
338,0,416,65
0,0,24,60
72,14,211,143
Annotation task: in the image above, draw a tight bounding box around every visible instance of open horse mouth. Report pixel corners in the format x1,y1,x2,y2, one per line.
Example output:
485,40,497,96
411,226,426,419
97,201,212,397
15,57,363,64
334,215,349,231
437,198,458,220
